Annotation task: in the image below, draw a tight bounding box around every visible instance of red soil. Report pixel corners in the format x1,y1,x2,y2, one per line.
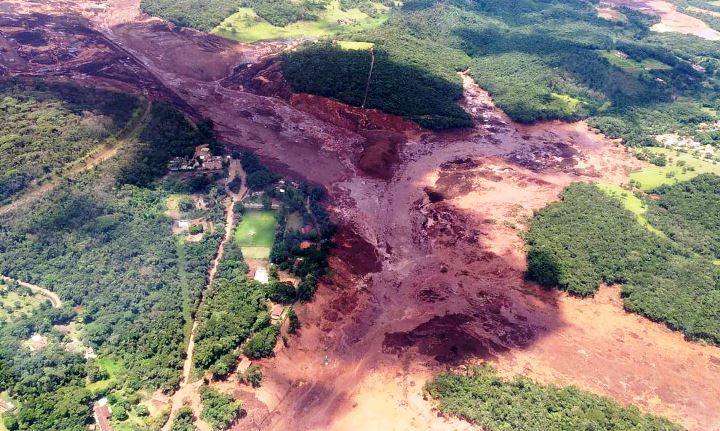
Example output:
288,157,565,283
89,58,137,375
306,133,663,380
2,1,720,430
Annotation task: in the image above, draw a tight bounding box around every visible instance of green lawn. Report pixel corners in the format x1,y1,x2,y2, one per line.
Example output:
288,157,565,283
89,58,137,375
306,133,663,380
86,357,124,393
0,284,44,322
211,0,388,42
235,210,277,260
630,147,720,191
600,50,672,74
596,183,665,236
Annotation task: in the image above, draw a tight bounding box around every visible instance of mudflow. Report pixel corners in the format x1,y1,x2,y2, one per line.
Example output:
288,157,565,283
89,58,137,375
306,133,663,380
1,0,720,430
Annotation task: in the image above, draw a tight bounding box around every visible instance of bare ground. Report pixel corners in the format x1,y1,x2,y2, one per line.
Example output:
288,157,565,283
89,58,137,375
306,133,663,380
1,2,720,430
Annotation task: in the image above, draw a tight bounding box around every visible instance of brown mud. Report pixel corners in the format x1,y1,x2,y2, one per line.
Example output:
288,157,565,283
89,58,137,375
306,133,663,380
601,0,720,40
1,1,720,430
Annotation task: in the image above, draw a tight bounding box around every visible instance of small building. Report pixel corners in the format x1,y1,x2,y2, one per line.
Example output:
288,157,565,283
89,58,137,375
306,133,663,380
299,240,313,250
178,220,190,230
195,146,212,161
0,399,16,413
270,304,284,322
254,267,269,284
93,401,113,431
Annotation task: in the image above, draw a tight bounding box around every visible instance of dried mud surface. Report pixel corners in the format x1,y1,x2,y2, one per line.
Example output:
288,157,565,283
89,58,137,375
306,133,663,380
1,1,720,430
601,0,720,40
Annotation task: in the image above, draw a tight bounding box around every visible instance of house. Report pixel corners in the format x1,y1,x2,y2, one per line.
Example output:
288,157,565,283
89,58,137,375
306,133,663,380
93,400,113,431
201,157,224,171
0,399,16,413
270,304,284,322
299,240,313,250
195,146,211,161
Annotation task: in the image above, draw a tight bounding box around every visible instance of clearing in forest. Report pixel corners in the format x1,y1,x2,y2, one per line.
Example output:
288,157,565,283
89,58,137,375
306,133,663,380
234,210,277,259
630,148,720,190
211,0,388,42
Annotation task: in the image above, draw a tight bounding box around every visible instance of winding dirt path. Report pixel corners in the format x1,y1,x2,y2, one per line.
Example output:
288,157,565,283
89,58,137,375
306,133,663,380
0,275,62,308
0,99,152,217
162,171,245,431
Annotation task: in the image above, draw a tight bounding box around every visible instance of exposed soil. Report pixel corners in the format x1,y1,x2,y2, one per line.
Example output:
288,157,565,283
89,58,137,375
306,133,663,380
2,1,720,431
601,0,720,40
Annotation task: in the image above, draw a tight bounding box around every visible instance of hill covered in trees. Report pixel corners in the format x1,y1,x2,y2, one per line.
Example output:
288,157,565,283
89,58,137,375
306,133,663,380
0,100,225,430
526,177,720,345
0,79,140,204
426,365,684,431
281,0,720,138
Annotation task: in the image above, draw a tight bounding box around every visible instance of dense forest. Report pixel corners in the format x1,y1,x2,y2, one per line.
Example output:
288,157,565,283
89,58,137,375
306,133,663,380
139,0,243,31
280,0,720,139
0,79,140,204
526,178,720,344
281,41,473,129
139,0,720,142
0,97,223,429
425,365,684,431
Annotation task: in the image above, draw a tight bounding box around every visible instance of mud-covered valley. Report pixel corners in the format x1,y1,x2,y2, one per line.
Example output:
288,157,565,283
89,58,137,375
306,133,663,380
2,1,720,430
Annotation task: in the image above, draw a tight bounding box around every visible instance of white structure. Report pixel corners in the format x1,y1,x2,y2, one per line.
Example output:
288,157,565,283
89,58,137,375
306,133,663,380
254,266,269,284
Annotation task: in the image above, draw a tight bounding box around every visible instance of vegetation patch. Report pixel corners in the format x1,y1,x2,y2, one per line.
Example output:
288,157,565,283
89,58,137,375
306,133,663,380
282,41,473,129
0,282,45,323
596,183,664,236
200,386,243,430
630,148,720,191
0,79,140,204
526,180,720,344
235,210,277,260
425,365,684,431
212,0,388,42
0,103,225,430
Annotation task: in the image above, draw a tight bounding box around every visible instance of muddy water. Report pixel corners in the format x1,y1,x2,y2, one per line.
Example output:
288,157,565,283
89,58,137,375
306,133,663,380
2,1,720,430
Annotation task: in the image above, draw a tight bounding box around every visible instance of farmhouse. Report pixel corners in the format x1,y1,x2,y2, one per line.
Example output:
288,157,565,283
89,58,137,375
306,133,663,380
270,304,284,322
168,145,226,171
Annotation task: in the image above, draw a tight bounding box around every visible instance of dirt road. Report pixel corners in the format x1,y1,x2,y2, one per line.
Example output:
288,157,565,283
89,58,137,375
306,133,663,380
0,99,152,216
0,275,62,308
162,170,245,431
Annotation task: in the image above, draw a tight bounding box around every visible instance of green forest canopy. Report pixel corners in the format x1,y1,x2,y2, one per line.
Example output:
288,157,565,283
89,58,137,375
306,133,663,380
526,177,720,345
426,365,684,431
0,79,140,204
0,96,224,430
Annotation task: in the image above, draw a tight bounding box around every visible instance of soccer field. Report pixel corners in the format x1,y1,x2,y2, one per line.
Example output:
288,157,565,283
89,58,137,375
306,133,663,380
235,210,277,259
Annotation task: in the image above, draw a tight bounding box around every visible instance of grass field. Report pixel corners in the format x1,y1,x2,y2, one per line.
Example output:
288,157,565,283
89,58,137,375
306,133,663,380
235,210,277,260
630,148,720,191
597,183,665,236
0,284,44,321
86,357,124,393
212,0,388,42
600,50,672,75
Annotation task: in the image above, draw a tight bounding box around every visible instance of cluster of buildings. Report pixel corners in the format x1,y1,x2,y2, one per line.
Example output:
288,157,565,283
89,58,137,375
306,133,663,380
168,145,228,172
655,134,715,157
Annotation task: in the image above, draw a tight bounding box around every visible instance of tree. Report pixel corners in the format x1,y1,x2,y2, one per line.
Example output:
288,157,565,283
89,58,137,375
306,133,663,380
238,364,263,388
